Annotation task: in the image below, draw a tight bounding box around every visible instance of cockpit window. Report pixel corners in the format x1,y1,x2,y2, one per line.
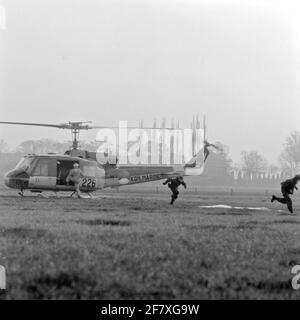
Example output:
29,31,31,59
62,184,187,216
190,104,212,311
15,157,34,171
31,158,49,176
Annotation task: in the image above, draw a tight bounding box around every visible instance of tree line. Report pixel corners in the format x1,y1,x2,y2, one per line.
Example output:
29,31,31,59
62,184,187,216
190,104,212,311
0,131,300,176
236,131,300,176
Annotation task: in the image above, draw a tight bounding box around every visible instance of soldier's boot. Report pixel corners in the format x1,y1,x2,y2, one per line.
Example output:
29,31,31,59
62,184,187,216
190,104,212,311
170,190,179,205
287,200,293,213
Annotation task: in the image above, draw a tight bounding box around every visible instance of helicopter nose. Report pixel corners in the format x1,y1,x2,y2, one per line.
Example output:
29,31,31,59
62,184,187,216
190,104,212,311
4,170,17,188
4,169,29,189
4,174,11,188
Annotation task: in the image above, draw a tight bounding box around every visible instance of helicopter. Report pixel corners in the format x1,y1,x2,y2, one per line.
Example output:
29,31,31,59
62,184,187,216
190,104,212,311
0,120,219,197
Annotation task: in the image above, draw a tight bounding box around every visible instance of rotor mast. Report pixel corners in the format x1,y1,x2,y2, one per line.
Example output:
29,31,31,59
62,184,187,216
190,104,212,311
67,121,92,150
71,128,79,149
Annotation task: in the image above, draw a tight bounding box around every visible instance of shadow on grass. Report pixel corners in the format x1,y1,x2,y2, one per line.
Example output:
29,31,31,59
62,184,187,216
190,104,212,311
198,225,229,230
130,207,142,211
189,224,262,231
235,220,300,229
63,207,115,213
75,219,132,227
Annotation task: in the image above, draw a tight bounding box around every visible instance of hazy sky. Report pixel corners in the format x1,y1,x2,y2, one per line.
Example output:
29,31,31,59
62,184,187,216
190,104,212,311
1,0,300,164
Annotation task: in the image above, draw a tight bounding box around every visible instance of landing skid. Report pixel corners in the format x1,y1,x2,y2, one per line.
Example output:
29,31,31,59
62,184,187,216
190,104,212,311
16,190,94,199
86,192,96,199
70,191,94,199
70,191,80,198
18,190,49,198
37,193,49,199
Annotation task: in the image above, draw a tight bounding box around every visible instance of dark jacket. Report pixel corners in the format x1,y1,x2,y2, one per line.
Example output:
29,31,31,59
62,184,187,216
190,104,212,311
281,178,298,194
163,177,187,189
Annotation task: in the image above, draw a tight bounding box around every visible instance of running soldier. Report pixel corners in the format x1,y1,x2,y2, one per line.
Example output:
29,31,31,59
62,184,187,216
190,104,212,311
66,163,84,198
271,174,300,213
163,176,187,205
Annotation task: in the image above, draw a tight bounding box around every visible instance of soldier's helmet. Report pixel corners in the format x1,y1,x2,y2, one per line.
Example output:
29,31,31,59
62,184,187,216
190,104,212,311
177,176,183,181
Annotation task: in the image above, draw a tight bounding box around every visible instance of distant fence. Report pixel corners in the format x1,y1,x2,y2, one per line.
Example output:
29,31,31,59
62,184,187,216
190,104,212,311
230,171,290,188
184,173,285,188
108,184,278,197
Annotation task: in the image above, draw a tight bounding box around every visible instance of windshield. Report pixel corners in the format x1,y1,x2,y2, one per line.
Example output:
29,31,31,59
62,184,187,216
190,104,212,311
15,157,34,171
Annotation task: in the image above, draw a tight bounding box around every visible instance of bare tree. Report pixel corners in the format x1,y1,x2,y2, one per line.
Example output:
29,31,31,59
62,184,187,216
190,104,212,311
268,164,280,175
16,139,102,154
79,141,102,152
241,150,267,175
17,139,70,154
279,131,300,175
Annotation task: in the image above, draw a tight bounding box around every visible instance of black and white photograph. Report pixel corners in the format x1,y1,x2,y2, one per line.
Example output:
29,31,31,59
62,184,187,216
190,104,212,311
0,0,300,305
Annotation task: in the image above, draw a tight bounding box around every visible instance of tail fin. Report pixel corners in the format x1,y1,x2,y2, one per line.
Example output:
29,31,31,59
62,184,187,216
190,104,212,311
184,115,213,176
184,148,206,176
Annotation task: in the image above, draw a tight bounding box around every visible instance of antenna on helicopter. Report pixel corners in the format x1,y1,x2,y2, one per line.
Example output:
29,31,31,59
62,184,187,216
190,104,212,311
203,115,207,143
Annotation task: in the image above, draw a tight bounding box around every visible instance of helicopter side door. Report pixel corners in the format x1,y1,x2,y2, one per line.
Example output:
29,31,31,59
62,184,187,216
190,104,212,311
28,157,57,189
57,160,77,186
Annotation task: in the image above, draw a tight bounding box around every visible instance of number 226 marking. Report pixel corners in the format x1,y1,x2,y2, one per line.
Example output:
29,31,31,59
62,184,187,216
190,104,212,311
81,178,96,188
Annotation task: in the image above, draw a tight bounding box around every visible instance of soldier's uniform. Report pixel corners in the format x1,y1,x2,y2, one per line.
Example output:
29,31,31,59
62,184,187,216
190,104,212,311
271,175,300,213
66,163,84,198
163,176,187,204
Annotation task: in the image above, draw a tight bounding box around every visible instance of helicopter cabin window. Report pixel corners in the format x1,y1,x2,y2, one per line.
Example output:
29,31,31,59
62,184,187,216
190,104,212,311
31,159,49,176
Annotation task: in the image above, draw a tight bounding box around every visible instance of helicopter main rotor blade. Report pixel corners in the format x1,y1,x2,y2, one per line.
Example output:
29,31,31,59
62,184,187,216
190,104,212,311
89,126,186,130
0,121,69,129
0,121,200,131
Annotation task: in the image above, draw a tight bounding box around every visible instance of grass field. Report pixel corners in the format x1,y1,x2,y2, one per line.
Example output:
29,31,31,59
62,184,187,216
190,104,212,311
0,185,300,300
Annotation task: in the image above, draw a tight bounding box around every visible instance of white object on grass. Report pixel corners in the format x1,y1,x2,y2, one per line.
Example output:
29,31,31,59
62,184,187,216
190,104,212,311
199,205,270,211
200,204,233,209
234,207,270,211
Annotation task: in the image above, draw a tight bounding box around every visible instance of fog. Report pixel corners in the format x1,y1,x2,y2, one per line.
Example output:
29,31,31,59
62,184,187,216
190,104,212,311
1,0,300,163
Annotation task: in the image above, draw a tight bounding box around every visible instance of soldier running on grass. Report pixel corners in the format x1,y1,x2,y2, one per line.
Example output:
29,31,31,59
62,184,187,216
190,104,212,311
271,174,300,213
163,176,187,205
